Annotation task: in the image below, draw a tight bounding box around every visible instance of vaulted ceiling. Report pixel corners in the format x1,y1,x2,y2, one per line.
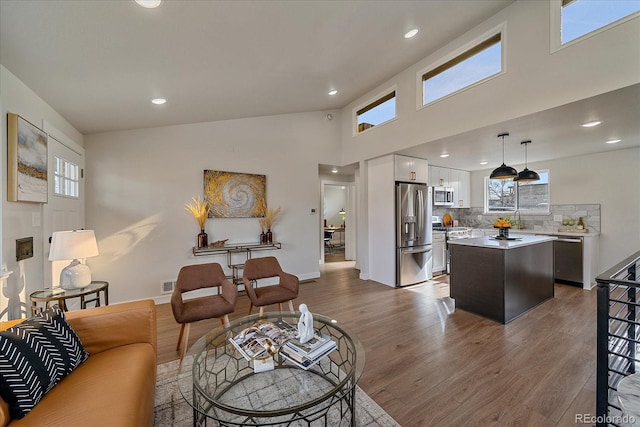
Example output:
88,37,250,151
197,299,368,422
0,0,513,135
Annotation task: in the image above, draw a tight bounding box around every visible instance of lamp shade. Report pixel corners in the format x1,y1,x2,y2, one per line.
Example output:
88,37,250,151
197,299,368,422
490,164,518,180
490,132,518,180
513,140,540,182
514,168,540,182
49,230,99,261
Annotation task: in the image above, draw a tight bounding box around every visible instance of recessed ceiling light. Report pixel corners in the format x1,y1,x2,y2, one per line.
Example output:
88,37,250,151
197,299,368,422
328,90,338,96
404,28,419,39
331,167,338,173
605,139,621,144
440,154,449,158
134,0,162,8
151,98,166,105
480,161,489,165
582,120,602,128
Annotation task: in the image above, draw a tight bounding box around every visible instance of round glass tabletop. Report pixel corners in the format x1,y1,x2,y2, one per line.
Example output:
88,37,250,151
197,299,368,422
177,312,365,426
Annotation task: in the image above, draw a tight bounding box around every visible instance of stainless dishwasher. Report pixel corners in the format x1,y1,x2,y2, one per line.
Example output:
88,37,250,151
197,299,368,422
554,237,583,285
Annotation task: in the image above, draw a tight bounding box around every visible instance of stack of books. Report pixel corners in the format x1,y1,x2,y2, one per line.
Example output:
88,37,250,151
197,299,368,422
228,320,337,371
279,333,337,370
229,321,296,361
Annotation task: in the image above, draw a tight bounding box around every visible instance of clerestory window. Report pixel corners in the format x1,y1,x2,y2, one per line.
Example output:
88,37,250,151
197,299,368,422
421,31,503,106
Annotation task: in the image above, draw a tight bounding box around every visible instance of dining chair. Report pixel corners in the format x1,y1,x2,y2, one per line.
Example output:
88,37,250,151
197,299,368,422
171,262,237,358
242,256,299,316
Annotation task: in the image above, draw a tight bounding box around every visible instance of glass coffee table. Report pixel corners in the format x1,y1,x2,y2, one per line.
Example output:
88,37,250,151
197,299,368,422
177,312,365,426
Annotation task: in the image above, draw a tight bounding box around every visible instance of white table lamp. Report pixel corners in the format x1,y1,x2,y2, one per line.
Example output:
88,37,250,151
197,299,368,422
49,230,99,290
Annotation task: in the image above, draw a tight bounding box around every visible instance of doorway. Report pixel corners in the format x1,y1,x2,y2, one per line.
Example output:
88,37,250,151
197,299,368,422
42,122,85,288
321,181,355,263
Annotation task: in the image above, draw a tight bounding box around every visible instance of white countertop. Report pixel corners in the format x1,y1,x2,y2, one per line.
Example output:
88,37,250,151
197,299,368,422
474,228,600,237
448,235,556,250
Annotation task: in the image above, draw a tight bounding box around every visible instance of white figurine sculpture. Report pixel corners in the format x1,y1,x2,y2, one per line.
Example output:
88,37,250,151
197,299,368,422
296,304,314,344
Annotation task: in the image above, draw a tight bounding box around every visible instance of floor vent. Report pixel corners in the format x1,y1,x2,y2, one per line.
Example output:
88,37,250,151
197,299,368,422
161,280,176,294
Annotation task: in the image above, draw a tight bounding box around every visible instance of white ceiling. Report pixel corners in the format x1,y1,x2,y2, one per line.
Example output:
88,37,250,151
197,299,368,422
401,83,640,171
1,1,637,175
0,0,513,135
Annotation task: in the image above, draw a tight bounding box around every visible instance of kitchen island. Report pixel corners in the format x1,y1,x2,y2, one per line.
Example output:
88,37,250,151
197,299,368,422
448,235,555,324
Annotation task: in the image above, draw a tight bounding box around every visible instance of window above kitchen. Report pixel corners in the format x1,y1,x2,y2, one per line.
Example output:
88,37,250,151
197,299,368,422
420,27,503,107
555,0,640,47
484,170,550,214
355,89,396,134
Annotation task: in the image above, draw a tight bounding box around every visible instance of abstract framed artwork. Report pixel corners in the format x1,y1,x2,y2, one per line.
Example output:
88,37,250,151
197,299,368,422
7,113,48,203
204,170,266,218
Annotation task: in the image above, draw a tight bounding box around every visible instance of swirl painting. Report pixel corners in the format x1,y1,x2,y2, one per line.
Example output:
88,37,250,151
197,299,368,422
204,170,266,218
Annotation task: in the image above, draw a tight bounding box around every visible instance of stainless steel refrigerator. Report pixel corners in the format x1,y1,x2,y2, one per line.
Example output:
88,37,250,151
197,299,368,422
396,182,432,286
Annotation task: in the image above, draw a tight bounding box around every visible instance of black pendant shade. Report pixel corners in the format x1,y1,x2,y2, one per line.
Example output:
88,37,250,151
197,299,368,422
513,140,540,182
490,163,519,179
490,133,518,180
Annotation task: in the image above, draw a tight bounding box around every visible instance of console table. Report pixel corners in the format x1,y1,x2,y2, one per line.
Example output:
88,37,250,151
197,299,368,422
192,242,281,285
29,281,109,315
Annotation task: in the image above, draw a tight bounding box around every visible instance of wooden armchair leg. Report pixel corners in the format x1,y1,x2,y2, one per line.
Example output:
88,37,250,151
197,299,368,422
259,306,264,317
176,323,186,351
278,303,283,312
177,323,190,359
288,300,295,312
221,314,230,328
248,303,253,315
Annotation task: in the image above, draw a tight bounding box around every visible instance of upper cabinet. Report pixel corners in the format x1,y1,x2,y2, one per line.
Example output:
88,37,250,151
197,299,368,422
395,155,428,183
429,166,470,208
429,165,451,187
450,169,470,208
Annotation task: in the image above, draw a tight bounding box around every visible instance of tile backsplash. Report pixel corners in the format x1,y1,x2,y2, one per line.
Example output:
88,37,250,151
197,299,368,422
433,204,600,233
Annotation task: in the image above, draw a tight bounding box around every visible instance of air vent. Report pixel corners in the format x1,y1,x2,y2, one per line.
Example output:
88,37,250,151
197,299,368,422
161,280,176,294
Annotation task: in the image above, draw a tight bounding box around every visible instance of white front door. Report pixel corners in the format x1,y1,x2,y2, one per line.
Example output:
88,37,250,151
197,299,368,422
42,123,85,288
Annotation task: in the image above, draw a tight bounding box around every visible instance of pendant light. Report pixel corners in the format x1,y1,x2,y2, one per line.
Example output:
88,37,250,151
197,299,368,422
513,140,540,182
490,133,518,180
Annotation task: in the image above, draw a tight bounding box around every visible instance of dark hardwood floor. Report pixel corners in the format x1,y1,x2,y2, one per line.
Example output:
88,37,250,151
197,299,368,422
156,261,597,426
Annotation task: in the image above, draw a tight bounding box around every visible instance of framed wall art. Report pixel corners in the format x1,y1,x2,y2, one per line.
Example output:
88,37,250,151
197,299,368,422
204,170,266,218
7,113,48,203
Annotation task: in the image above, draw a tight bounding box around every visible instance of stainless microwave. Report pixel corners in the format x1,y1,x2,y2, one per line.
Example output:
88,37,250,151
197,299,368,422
433,187,454,206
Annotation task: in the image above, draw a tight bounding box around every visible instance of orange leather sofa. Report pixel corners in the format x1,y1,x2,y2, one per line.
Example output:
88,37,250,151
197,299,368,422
0,300,157,427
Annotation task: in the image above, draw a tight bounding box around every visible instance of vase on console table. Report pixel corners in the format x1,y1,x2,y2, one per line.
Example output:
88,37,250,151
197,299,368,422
260,231,267,244
266,229,273,244
197,229,208,248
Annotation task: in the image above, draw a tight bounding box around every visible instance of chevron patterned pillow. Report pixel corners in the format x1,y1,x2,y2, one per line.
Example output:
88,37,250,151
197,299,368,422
0,305,89,419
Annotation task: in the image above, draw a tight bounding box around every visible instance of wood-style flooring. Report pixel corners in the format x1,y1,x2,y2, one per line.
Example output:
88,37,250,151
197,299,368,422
156,261,597,426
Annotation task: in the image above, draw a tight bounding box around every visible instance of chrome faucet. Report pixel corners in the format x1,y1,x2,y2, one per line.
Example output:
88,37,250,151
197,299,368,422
515,210,523,229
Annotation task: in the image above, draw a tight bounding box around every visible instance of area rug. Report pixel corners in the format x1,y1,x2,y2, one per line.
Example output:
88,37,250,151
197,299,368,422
153,359,400,426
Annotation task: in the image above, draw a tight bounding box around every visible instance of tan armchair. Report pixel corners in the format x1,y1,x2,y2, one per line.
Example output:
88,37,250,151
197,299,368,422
242,256,299,316
171,262,237,358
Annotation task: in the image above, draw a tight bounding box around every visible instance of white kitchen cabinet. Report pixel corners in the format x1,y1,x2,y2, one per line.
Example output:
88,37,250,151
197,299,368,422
432,233,446,274
430,166,470,208
395,155,428,183
429,165,450,187
450,169,471,208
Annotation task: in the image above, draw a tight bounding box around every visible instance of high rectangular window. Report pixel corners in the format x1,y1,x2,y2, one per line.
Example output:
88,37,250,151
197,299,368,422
422,32,502,106
355,90,396,134
561,0,640,45
54,156,79,198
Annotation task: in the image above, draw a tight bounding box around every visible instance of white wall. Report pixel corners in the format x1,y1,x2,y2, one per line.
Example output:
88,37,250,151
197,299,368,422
337,1,639,281
84,111,342,305
0,65,83,320
339,1,639,164
470,147,640,273
324,185,346,227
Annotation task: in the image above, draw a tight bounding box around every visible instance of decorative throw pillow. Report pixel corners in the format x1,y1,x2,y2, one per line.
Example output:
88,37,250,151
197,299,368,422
0,305,89,419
